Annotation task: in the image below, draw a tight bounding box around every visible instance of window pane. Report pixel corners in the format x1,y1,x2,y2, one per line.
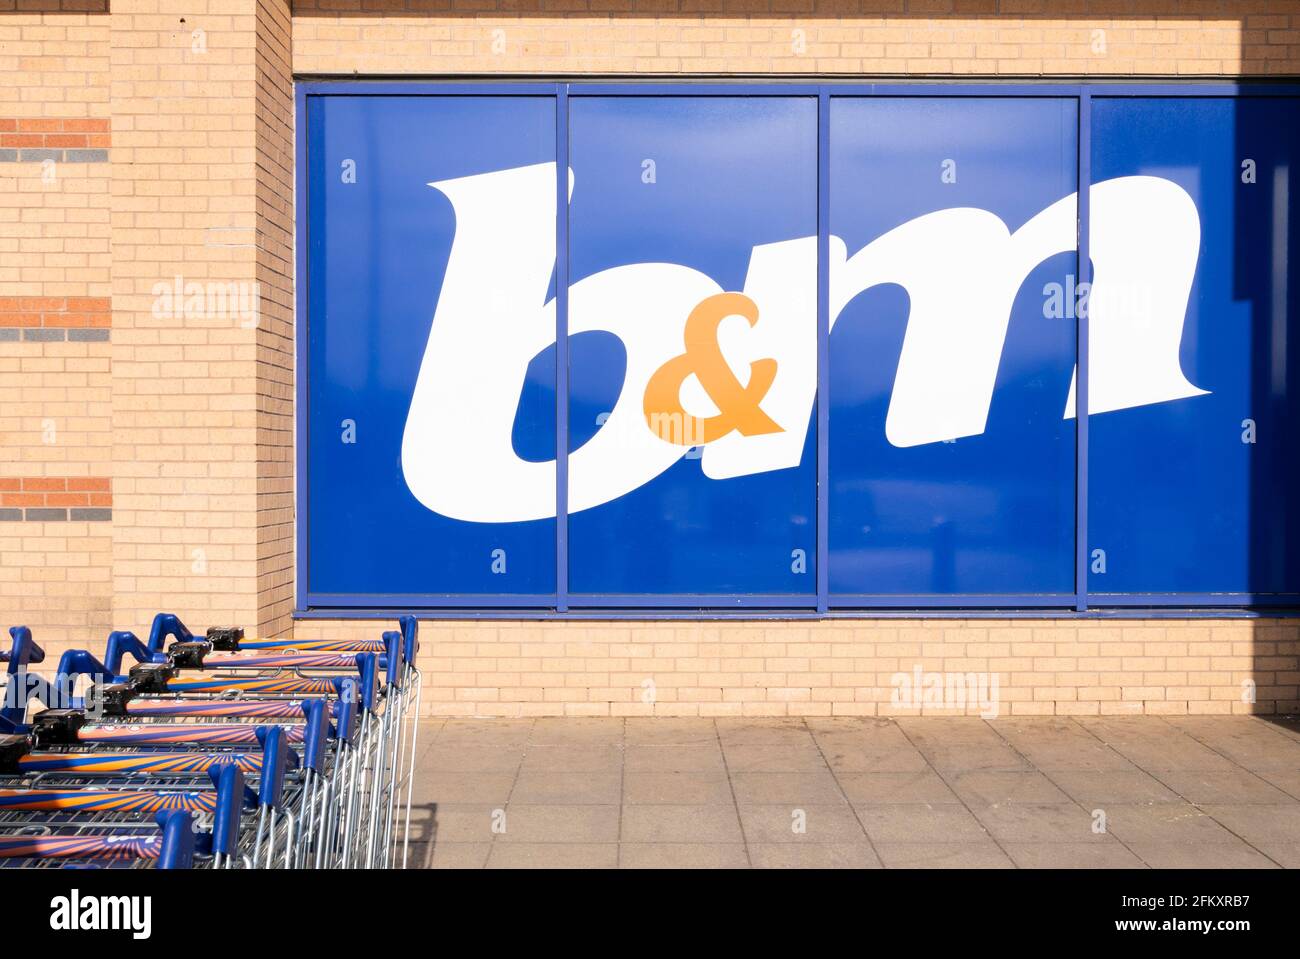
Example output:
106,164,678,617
1089,97,1300,597
306,95,557,599
566,96,818,598
829,97,1079,597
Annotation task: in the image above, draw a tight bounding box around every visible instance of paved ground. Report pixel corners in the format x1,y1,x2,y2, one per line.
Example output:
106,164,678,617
403,715,1300,868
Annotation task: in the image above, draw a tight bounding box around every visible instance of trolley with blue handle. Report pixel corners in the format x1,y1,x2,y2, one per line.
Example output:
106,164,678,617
0,613,421,869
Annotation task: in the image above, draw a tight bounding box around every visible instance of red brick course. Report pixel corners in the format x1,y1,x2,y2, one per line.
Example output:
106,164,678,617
0,118,110,150
0,478,112,509
0,297,112,329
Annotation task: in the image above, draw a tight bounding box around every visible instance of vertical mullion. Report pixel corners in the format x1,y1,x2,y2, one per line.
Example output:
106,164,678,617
294,89,310,613
816,91,831,615
1075,91,1092,612
555,86,570,612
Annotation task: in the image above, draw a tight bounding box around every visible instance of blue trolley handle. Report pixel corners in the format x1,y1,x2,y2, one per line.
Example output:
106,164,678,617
381,630,404,690
252,725,298,811
55,648,113,686
1,627,49,733
147,613,194,655
4,647,114,725
354,653,378,714
399,614,419,664
326,657,377,713
206,762,250,859
330,680,361,745
155,810,197,870
300,699,331,773
1,626,45,673
104,630,166,676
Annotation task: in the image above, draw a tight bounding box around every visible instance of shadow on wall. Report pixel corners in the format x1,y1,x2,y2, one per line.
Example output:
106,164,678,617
4,0,108,11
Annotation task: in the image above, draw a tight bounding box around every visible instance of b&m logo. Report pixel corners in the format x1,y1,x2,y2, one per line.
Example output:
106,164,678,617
401,162,1206,524
643,292,783,447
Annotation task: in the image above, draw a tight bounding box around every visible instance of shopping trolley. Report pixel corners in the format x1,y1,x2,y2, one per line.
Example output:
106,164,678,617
0,809,203,869
1,631,332,869
0,613,421,869
47,647,353,868
24,712,314,869
110,612,423,868
0,629,246,869
0,720,296,868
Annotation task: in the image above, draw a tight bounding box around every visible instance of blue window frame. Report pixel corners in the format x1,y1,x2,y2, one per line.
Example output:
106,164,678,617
295,81,1300,618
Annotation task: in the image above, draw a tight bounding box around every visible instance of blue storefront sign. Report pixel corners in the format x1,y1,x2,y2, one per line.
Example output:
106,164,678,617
297,83,1300,613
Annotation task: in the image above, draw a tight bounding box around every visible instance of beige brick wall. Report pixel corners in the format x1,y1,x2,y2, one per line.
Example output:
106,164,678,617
0,5,109,119
0,334,111,479
254,0,296,637
0,3,112,649
0,525,110,657
107,0,293,640
307,618,1300,718
0,162,110,299
3,0,1299,716
291,0,1300,77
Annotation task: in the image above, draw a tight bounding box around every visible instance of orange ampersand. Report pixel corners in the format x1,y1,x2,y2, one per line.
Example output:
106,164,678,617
642,291,784,446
